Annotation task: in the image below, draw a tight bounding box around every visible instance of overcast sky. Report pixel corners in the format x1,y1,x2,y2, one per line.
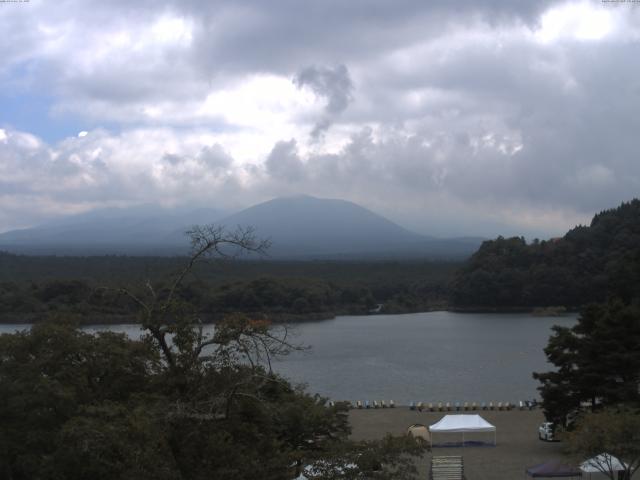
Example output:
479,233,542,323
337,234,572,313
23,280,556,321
1,0,639,237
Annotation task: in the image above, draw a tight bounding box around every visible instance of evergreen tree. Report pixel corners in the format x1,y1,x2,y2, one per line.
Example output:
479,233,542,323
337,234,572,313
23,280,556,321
533,301,640,426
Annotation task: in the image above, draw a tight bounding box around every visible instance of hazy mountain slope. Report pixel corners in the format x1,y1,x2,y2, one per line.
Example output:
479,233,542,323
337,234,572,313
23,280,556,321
0,196,482,258
0,205,224,253
216,195,482,258
216,195,423,255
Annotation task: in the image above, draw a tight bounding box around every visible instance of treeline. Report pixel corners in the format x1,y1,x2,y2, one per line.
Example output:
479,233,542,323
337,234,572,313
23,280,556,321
0,257,457,323
451,199,640,308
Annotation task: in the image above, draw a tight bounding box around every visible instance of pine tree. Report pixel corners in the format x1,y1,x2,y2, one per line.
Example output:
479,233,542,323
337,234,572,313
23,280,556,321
534,300,640,426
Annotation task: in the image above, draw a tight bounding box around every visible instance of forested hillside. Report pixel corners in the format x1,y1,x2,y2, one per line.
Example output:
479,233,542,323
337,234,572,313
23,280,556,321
451,199,640,308
0,255,456,323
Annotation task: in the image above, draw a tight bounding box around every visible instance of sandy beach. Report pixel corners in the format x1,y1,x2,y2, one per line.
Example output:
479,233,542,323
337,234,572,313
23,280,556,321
349,407,618,480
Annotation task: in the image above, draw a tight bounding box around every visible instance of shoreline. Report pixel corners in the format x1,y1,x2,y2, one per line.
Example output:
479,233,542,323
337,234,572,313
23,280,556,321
0,306,578,326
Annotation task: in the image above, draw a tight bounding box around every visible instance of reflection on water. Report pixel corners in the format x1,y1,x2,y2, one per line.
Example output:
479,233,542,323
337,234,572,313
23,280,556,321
272,311,576,404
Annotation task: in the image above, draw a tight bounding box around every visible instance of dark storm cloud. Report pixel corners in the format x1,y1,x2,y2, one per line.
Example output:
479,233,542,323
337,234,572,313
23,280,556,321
295,65,353,115
294,65,354,139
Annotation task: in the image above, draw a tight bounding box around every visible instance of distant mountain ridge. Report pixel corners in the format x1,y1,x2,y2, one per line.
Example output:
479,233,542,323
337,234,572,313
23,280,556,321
0,205,225,255
0,196,483,259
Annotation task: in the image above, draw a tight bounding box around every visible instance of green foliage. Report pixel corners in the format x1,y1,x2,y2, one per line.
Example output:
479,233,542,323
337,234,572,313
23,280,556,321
566,408,640,480
0,321,161,479
533,301,640,425
0,318,424,479
208,277,342,313
451,199,640,308
54,403,178,480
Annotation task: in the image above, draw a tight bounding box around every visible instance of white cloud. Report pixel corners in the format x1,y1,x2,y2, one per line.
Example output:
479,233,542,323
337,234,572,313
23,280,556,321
151,15,193,46
1,0,640,237
535,1,614,43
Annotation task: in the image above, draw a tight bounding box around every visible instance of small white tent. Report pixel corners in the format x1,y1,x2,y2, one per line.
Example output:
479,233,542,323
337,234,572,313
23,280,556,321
580,453,627,478
429,414,496,447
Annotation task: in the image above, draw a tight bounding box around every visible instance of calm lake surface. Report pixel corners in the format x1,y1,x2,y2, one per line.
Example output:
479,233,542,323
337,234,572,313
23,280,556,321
0,311,576,404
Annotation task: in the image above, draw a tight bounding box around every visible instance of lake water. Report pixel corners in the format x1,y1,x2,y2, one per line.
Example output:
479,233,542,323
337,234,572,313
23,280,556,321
0,311,575,405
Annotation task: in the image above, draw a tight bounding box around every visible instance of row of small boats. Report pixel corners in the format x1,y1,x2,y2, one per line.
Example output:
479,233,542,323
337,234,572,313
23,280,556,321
328,400,395,409
409,399,538,411
357,400,394,409
328,399,538,410
410,401,512,411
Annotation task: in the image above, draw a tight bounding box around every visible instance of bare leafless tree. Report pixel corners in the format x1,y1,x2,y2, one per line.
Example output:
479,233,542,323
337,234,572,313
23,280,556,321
112,225,302,371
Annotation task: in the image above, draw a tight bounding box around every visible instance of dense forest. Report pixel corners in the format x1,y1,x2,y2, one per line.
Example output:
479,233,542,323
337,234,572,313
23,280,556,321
451,199,640,309
0,255,457,323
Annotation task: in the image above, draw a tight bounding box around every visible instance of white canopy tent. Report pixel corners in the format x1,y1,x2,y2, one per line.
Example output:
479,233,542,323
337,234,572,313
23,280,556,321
429,414,496,447
580,453,627,478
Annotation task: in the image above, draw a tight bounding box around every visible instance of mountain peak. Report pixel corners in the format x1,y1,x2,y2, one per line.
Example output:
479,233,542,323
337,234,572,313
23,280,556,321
0,196,482,258
217,196,422,256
